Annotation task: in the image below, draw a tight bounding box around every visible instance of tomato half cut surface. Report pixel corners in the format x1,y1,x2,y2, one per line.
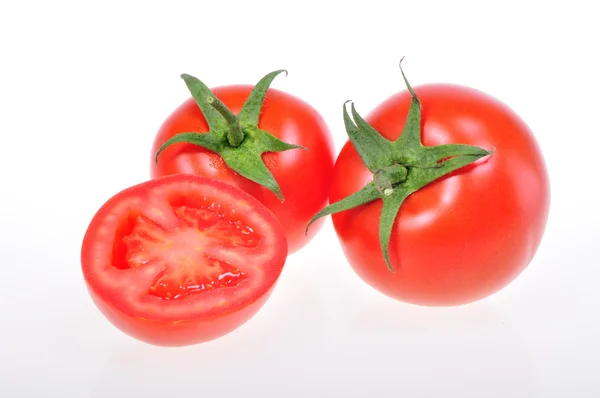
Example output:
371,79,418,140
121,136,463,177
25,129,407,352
81,174,288,346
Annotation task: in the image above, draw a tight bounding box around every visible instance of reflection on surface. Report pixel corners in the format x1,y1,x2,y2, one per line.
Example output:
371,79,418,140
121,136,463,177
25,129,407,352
324,299,536,397
402,175,461,231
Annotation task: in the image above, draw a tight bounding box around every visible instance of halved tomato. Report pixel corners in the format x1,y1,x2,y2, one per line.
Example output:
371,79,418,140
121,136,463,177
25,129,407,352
81,174,288,346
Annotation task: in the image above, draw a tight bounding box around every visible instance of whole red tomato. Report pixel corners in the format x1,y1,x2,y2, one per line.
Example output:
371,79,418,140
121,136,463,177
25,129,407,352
151,71,335,254
315,67,550,306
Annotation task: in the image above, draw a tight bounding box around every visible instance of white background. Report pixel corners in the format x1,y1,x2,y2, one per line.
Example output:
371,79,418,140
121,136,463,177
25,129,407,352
1,1,598,397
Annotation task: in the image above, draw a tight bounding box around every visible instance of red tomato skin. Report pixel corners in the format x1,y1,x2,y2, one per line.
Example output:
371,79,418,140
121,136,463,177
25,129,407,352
150,85,335,254
81,174,288,346
330,84,550,306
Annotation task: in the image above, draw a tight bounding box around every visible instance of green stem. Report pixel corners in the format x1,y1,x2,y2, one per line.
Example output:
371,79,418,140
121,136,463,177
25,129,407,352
206,96,245,147
373,164,408,195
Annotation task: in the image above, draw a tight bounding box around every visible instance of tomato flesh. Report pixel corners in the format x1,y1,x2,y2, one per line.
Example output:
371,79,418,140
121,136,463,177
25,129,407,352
81,174,287,346
122,205,255,300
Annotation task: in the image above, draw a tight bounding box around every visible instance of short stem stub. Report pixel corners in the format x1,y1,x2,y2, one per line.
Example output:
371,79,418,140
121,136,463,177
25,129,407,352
374,164,408,194
206,96,245,147
227,125,245,147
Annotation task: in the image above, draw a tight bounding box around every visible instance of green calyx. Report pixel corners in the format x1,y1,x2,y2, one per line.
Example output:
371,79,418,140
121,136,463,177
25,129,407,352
155,70,305,201
306,58,494,272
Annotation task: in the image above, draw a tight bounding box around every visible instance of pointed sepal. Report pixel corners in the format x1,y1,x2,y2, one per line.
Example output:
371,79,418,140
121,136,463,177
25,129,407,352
180,74,229,132
155,132,224,164
422,143,493,164
343,102,395,172
379,188,412,272
306,182,381,235
239,70,288,127
393,57,422,150
251,127,307,153
219,144,285,201
219,127,306,200
410,148,493,191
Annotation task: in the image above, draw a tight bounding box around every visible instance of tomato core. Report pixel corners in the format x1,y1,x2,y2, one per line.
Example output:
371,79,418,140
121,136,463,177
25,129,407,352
113,204,258,301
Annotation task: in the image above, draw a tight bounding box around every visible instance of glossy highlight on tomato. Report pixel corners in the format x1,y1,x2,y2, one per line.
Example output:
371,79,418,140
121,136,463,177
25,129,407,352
81,174,288,346
151,83,335,254
329,83,550,306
